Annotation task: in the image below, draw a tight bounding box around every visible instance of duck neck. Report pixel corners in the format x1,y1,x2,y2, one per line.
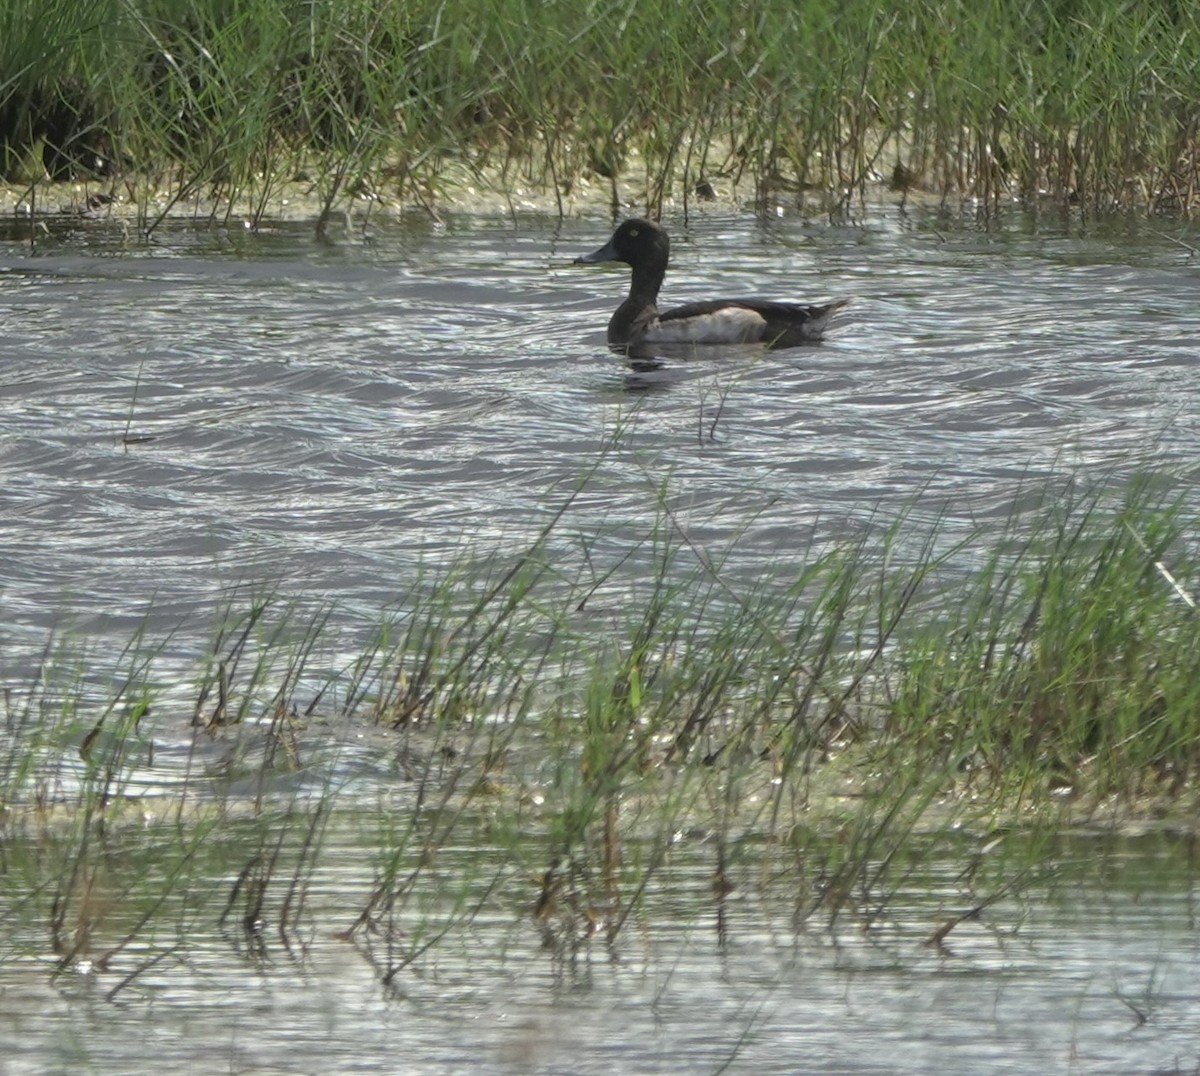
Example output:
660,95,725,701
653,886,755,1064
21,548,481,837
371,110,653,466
628,258,666,305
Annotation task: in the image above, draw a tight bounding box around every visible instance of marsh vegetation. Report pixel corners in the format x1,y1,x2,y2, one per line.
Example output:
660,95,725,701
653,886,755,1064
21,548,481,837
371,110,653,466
3,473,1198,1008
6,0,1200,225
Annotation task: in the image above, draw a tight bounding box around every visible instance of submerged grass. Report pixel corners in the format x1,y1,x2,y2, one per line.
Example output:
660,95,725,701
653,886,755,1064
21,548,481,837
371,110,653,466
2,473,1199,992
5,0,1200,222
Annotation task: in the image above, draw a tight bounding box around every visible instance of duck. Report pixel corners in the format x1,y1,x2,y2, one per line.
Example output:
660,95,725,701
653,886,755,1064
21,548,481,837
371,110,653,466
574,218,848,353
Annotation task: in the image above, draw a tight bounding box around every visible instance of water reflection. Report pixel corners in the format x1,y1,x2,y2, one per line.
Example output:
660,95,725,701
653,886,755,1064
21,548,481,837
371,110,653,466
2,823,1199,1074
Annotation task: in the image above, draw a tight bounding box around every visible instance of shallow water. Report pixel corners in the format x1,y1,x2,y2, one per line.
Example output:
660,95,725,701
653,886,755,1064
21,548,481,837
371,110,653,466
4,203,1200,1073
3,825,1200,1075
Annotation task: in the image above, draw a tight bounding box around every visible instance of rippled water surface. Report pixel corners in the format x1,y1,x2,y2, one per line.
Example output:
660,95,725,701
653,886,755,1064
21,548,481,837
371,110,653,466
3,205,1200,1073
3,206,1199,670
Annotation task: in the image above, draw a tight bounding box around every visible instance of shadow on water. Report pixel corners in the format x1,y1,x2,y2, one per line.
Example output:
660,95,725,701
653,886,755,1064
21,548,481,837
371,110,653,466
617,354,732,394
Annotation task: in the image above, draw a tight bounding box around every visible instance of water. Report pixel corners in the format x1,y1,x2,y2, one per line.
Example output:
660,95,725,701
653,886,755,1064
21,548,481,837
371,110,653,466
3,207,1199,672
4,203,1200,1073
3,826,1199,1074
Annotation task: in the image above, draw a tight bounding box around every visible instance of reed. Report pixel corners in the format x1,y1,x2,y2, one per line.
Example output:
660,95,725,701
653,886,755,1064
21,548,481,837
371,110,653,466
4,0,1200,220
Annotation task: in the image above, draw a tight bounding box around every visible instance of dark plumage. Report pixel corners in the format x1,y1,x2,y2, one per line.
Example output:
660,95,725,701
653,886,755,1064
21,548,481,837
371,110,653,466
575,218,848,353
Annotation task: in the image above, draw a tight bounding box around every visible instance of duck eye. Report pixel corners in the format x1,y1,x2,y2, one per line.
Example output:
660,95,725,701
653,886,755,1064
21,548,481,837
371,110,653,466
628,227,639,236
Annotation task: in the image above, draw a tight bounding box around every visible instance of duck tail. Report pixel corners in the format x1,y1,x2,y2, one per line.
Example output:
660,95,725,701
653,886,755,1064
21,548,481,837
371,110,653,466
785,297,850,343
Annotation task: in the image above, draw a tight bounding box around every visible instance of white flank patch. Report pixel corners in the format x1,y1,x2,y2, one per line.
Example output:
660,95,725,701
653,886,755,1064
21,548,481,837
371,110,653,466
644,308,768,344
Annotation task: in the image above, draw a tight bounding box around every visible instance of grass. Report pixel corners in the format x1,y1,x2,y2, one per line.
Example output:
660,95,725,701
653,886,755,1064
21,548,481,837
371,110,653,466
5,0,1200,225
890,476,1200,799
2,471,1199,992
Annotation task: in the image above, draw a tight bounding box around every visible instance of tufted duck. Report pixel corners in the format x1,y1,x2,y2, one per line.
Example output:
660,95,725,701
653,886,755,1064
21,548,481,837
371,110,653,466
575,218,848,353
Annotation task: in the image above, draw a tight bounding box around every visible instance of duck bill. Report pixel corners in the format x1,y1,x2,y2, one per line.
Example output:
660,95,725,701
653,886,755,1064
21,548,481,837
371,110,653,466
574,238,620,265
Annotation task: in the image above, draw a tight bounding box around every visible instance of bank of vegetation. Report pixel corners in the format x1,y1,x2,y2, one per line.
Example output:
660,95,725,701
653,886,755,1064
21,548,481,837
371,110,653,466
4,0,1200,226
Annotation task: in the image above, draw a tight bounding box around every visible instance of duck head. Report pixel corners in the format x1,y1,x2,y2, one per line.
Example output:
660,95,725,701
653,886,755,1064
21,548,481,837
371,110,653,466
574,218,670,275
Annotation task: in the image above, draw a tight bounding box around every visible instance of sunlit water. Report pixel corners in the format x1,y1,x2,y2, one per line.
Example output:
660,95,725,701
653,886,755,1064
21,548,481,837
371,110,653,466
3,203,1200,1073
